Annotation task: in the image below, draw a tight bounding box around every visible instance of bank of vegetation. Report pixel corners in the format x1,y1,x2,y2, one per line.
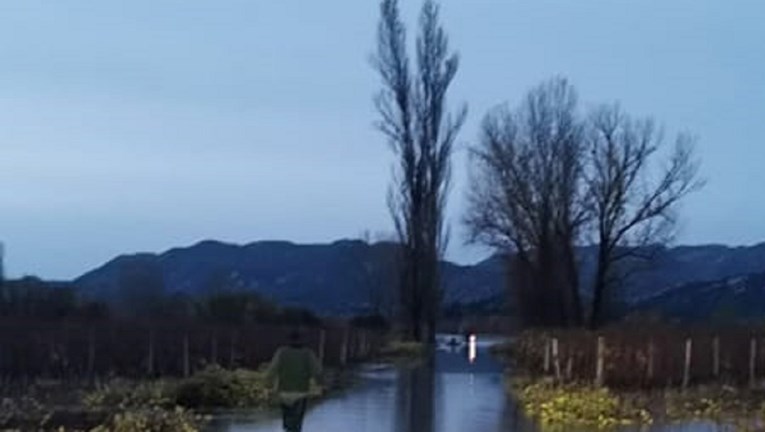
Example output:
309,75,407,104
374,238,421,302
0,362,355,431
500,328,765,429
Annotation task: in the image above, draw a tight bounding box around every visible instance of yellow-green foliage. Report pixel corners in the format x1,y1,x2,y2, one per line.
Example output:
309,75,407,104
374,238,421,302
514,380,652,430
84,366,274,410
664,386,764,421
89,407,200,432
84,380,174,409
174,365,272,408
379,341,425,359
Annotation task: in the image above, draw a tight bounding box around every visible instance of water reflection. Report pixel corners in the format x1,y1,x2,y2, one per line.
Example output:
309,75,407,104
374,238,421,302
468,334,477,364
395,357,435,432
207,335,525,432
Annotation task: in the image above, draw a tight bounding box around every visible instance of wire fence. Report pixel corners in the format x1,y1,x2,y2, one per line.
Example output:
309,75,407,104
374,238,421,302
514,326,765,388
0,319,381,383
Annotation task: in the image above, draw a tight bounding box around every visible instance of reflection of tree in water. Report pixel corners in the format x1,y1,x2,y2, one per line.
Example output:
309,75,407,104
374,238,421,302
395,358,435,432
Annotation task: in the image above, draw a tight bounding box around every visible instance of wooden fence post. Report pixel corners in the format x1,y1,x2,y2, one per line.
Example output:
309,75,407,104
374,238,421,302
683,338,692,390
750,338,757,389
183,334,190,377
552,338,561,381
340,328,350,366
543,338,551,374
87,330,96,377
647,338,655,382
595,336,605,387
712,336,720,378
566,356,573,382
147,330,155,376
228,331,236,369
210,332,218,365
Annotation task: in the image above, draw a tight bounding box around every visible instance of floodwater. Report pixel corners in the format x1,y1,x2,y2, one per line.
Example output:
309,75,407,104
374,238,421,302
207,334,532,432
206,335,736,432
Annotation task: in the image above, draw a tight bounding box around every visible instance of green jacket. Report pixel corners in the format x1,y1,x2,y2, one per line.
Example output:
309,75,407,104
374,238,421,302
266,346,322,393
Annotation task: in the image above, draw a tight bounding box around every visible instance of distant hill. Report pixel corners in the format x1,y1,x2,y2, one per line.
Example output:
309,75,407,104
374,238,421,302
75,239,505,316
634,272,765,322
588,243,765,302
74,239,765,318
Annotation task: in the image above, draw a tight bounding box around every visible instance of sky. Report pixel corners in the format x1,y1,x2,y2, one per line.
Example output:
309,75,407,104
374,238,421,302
0,1,763,280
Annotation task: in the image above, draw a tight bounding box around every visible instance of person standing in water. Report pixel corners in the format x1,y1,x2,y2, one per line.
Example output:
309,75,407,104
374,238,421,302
266,328,323,432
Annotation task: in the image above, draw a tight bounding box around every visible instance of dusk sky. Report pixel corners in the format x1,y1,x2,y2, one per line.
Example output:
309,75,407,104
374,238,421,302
0,1,763,280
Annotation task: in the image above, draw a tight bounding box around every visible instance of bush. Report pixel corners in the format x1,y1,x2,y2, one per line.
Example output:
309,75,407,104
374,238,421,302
90,407,200,432
514,380,652,429
173,365,272,409
84,366,273,410
84,380,174,409
378,341,425,359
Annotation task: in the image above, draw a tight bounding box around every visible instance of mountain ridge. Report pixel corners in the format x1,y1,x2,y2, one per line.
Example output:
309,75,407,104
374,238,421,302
74,239,765,318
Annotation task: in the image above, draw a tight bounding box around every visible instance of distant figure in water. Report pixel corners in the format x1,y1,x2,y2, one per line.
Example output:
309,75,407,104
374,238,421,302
266,328,323,432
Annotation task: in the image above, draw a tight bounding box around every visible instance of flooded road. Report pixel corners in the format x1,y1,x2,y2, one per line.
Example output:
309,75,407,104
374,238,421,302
207,335,731,432
208,334,531,432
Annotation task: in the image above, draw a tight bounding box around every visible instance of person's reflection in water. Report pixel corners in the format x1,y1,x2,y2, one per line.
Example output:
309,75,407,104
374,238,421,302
394,353,435,432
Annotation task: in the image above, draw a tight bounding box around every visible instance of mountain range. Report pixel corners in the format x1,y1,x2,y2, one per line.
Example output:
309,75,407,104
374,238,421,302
73,239,765,319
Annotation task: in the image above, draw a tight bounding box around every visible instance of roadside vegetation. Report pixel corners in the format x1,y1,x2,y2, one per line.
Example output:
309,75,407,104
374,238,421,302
512,377,765,431
0,364,345,431
498,332,765,430
378,340,427,362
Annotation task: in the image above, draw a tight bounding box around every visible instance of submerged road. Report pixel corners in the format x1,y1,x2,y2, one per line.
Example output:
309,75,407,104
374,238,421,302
207,335,531,432
206,335,722,432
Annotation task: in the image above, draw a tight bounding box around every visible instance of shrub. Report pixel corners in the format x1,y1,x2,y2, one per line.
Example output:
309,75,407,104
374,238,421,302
84,380,173,409
514,380,652,429
173,365,272,409
90,407,200,432
378,341,425,358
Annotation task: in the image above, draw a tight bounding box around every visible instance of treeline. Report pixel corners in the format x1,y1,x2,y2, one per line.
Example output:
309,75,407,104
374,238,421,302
0,277,319,325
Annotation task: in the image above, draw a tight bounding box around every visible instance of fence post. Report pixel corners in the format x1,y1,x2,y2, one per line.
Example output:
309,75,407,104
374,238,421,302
147,330,155,376
87,330,96,377
228,331,236,369
318,329,326,363
552,338,561,381
183,334,190,378
565,356,573,382
647,338,655,382
683,338,692,390
211,332,218,365
595,336,605,387
750,338,757,389
594,336,605,387
543,338,551,374
712,336,720,379
340,328,350,366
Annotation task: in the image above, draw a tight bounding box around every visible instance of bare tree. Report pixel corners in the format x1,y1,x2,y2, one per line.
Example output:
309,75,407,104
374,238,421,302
464,78,586,327
373,0,466,341
585,105,704,328
359,230,399,320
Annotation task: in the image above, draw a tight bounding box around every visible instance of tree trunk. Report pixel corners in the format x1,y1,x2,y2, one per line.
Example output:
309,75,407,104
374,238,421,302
590,246,610,329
